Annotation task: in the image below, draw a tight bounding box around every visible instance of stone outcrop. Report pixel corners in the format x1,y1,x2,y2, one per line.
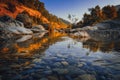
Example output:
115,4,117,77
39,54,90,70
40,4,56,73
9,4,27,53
16,12,33,28
94,20,120,30
0,16,33,39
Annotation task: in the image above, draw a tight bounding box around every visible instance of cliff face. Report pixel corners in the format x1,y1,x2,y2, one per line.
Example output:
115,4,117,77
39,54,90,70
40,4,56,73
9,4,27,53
0,0,68,29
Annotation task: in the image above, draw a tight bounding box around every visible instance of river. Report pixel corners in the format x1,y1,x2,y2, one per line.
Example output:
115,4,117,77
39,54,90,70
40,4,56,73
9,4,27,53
0,32,120,80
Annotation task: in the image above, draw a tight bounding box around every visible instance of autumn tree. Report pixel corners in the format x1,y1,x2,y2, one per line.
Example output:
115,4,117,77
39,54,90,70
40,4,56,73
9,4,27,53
102,5,117,19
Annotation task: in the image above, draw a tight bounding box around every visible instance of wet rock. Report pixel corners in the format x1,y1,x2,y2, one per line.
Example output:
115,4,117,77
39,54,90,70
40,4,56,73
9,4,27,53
10,64,21,69
24,66,32,69
53,62,61,67
29,64,36,67
61,61,69,66
69,67,86,75
53,68,69,74
44,70,52,75
77,63,84,67
46,66,51,69
33,59,42,63
113,74,120,80
40,78,48,80
56,54,63,57
108,65,120,70
75,74,96,80
47,76,58,80
92,60,106,66
65,75,72,80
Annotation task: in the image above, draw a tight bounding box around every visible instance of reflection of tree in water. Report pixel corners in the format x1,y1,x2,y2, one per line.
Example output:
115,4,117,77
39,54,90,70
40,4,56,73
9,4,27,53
0,32,67,80
83,39,120,53
0,32,66,60
83,39,101,52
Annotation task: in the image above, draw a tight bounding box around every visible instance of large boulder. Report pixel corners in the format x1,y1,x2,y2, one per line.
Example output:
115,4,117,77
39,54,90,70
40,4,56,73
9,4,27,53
31,25,47,33
16,12,33,28
94,20,120,30
0,16,33,39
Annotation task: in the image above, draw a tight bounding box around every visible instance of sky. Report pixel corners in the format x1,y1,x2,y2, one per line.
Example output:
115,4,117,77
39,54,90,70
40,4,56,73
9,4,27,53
40,0,120,21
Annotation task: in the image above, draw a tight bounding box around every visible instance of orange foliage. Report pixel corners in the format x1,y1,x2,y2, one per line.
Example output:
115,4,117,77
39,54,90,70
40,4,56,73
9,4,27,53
0,3,49,23
0,3,68,29
15,32,66,55
15,38,48,53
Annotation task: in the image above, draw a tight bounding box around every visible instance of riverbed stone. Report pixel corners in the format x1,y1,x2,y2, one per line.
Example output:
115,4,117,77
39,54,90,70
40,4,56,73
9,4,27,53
47,76,58,80
53,68,69,74
61,61,69,66
40,78,48,80
77,63,84,67
33,59,42,63
56,54,63,57
43,70,52,75
53,62,61,67
10,64,21,69
29,64,36,67
75,74,96,80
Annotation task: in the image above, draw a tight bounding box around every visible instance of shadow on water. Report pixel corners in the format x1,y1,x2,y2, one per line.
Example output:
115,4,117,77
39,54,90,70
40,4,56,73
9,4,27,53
0,31,120,80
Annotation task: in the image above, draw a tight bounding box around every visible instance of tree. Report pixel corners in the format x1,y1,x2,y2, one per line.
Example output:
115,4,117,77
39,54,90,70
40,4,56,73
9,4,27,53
102,5,117,19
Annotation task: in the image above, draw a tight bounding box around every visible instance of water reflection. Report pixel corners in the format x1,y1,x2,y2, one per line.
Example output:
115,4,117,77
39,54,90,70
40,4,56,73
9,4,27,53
0,32,120,80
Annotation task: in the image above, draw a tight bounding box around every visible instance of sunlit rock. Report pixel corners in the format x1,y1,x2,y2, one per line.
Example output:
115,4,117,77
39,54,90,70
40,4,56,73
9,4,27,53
0,16,33,39
16,35,32,42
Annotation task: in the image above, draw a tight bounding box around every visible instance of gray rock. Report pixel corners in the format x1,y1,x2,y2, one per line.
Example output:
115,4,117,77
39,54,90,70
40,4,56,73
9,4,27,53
0,16,33,39
44,70,52,75
77,63,84,67
16,35,32,42
61,61,69,66
94,20,120,30
75,74,96,80
40,78,48,80
53,68,69,74
56,54,63,57
54,62,61,67
69,67,86,75
33,59,42,63
16,12,33,28
47,76,58,80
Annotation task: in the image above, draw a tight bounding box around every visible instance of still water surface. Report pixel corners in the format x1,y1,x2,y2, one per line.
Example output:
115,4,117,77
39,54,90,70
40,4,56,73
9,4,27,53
0,32,120,80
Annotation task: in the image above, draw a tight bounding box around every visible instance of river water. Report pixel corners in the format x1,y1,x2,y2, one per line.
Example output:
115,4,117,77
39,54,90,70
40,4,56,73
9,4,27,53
0,32,120,80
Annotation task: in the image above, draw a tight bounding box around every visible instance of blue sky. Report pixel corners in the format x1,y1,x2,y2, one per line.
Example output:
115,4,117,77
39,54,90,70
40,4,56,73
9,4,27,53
40,0,120,21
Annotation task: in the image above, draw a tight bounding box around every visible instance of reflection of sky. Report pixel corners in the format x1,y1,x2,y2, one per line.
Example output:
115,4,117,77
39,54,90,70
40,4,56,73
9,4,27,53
41,0,120,21
45,37,115,62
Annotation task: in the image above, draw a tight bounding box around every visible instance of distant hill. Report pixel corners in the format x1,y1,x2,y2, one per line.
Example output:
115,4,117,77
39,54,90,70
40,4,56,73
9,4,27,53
0,0,68,30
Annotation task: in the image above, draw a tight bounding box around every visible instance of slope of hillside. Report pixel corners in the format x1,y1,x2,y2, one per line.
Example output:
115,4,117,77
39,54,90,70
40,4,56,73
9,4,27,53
0,0,68,29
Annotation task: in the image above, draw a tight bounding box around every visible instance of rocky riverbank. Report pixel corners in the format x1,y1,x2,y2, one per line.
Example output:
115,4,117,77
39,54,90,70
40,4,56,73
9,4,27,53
0,16,48,42
63,19,120,38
